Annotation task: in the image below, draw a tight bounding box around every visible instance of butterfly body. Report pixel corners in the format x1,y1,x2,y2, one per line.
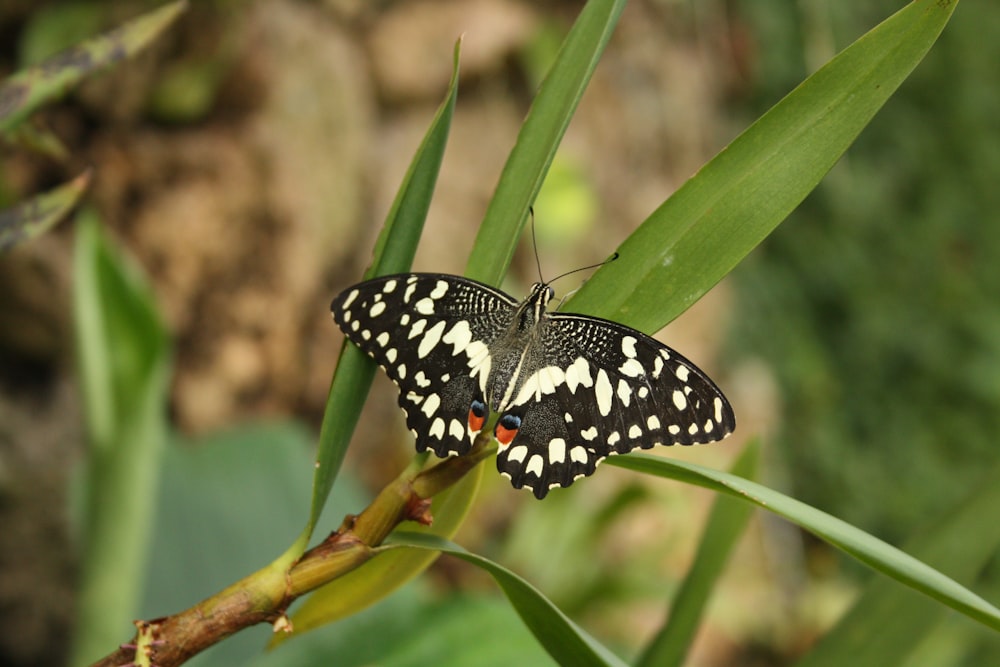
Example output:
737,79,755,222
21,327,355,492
331,273,734,499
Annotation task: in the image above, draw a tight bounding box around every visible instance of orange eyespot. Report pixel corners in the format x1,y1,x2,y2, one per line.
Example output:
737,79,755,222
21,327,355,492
468,409,486,432
495,413,521,447
468,398,487,432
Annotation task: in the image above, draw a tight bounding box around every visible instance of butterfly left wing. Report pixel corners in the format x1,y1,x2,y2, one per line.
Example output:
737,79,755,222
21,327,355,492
331,274,517,458
496,313,735,498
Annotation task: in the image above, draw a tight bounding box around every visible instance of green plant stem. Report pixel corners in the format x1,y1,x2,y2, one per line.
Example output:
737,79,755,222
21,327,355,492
86,439,492,667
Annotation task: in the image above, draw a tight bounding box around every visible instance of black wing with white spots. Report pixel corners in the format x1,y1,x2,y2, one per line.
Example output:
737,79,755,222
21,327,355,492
331,274,517,458
331,273,735,499
495,313,735,497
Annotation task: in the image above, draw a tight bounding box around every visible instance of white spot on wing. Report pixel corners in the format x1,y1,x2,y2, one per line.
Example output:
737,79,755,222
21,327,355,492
549,438,566,463
409,319,427,339
595,369,613,416
341,289,359,309
421,393,441,418
417,321,447,358
616,379,632,407
647,415,661,430
430,280,449,299
507,445,528,463
430,417,445,439
619,358,644,377
443,320,473,355
449,419,466,440
607,431,620,446
376,332,390,347
621,335,638,358
673,390,688,411
383,279,397,293
714,397,724,423
628,424,642,438
526,454,544,478
675,365,690,382
369,301,386,317
581,426,598,441
565,357,593,394
415,298,435,315
570,446,588,464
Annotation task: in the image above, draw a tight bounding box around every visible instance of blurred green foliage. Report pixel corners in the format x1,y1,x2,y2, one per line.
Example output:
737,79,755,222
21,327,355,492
730,1,1000,544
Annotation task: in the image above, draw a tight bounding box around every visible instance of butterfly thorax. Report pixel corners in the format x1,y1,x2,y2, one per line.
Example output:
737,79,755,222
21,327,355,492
484,282,555,410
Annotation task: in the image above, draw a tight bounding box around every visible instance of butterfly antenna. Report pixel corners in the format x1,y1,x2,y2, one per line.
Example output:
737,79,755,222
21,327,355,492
549,252,620,286
529,207,544,283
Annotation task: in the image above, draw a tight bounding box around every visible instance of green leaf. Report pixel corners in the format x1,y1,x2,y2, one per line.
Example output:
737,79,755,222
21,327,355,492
606,453,1000,633
636,441,760,667
0,170,90,253
565,0,958,330
795,462,1000,666
466,0,626,285
304,40,462,539
71,210,171,665
0,1,187,133
384,533,629,667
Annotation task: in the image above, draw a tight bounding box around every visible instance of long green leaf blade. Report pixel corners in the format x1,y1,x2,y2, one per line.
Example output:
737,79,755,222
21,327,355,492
606,453,1000,633
0,170,90,253
71,211,171,665
385,533,629,667
305,41,462,539
465,0,626,285
796,463,1000,666
0,1,186,133
637,441,760,667
566,0,958,329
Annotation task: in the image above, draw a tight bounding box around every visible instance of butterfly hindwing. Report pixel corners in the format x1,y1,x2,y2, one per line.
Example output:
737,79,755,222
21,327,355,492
331,274,517,458
496,314,735,498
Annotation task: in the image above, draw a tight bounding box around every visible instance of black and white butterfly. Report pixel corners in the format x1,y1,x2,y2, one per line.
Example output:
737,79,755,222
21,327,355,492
331,272,735,499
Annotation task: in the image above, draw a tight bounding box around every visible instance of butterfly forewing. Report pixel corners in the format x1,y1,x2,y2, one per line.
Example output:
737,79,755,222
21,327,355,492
332,272,735,499
331,274,517,458
496,314,735,497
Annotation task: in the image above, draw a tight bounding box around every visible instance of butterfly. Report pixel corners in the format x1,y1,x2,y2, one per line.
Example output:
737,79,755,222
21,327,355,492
331,272,735,498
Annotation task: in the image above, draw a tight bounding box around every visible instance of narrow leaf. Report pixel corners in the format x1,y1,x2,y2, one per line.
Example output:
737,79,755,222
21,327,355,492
566,0,958,329
0,170,90,253
0,1,187,132
385,533,629,667
465,0,626,285
607,452,1000,633
305,41,462,538
637,441,760,667
796,463,1000,666
71,211,171,665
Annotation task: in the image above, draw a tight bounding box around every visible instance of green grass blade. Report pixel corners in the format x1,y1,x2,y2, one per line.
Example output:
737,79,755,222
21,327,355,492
0,1,187,133
565,0,958,329
304,40,462,539
71,211,171,665
636,441,760,667
795,462,1000,666
607,453,1000,633
0,170,90,253
465,0,626,285
384,533,629,667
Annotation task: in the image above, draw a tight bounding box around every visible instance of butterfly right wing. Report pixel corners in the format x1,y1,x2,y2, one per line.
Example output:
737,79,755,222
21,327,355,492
331,274,516,458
